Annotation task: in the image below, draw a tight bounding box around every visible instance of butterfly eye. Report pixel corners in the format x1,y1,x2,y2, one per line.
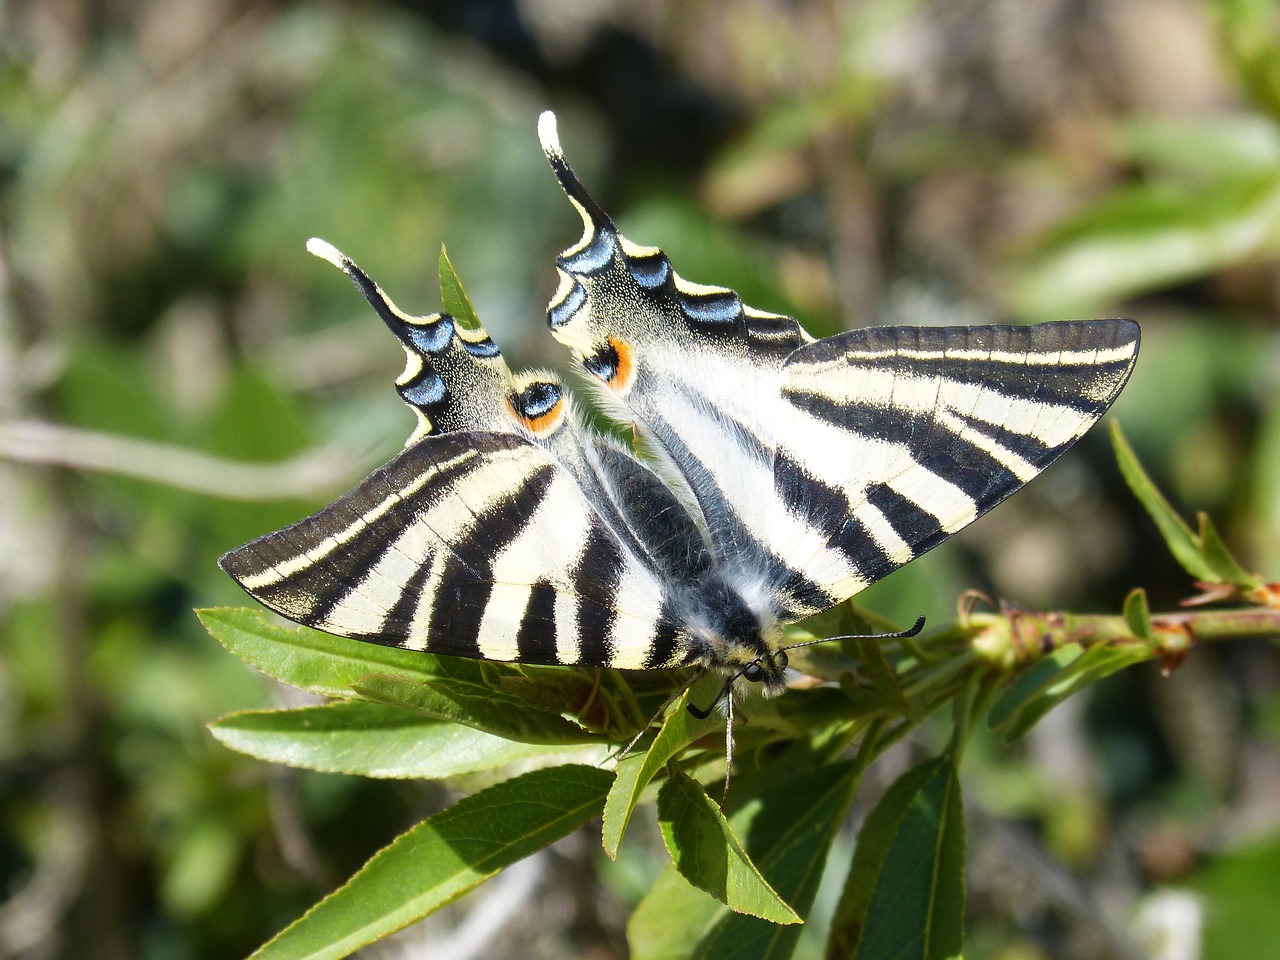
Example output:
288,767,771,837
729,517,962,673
775,650,789,670
742,662,765,683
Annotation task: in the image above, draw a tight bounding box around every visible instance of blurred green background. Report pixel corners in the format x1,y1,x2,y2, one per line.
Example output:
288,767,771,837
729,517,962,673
2,1,1278,958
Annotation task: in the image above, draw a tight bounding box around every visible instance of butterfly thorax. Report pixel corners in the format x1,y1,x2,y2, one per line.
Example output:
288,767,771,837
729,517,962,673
674,568,790,698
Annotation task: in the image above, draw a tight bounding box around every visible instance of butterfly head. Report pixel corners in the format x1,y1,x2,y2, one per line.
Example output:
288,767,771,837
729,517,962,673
735,647,790,698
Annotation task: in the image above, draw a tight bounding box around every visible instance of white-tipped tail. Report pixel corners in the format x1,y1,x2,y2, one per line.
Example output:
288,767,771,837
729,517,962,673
306,237,346,269
537,110,561,158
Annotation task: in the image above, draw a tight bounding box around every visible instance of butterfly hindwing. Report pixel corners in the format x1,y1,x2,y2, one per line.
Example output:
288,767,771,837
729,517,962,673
539,114,818,594
222,245,707,670
538,115,1139,625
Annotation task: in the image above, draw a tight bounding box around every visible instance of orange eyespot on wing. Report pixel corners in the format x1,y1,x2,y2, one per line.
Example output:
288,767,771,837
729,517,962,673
507,378,566,436
583,337,635,395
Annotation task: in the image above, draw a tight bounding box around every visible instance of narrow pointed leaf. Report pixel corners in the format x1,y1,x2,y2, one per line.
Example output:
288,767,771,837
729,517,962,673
438,245,483,331
352,674,600,745
657,772,799,924
210,701,603,779
1110,423,1218,582
602,679,724,858
826,756,965,960
630,759,859,960
1123,588,1154,640
197,607,505,698
986,645,1083,730
1197,512,1260,588
991,642,1152,742
251,765,611,960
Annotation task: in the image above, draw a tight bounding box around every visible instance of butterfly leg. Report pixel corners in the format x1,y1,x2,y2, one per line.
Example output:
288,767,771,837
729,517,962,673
719,692,734,809
611,668,705,763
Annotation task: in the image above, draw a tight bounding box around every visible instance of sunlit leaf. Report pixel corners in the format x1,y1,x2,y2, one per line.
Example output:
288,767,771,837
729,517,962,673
602,679,724,859
197,607,503,698
657,772,799,924
1008,173,1280,318
1112,114,1280,179
986,644,1084,731
1197,512,1260,588
629,759,859,960
438,244,483,331
989,642,1152,742
210,701,603,778
250,765,611,960
1110,423,1218,582
1123,588,1155,640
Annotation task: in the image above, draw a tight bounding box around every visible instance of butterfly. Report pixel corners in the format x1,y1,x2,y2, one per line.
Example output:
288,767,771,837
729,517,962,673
220,111,1140,710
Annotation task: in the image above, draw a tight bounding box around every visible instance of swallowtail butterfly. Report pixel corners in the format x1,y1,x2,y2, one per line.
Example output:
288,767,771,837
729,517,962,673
220,112,1139,707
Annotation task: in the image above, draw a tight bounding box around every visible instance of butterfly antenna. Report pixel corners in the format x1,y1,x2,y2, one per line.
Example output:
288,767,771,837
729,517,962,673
782,614,927,652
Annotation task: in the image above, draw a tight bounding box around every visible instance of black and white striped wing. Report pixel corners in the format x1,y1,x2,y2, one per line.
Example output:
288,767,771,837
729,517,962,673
220,429,688,670
771,320,1140,617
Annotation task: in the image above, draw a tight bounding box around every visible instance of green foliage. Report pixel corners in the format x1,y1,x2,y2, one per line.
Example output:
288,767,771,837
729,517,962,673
249,765,612,960
438,245,484,333
1112,422,1262,591
827,757,964,960
657,772,800,924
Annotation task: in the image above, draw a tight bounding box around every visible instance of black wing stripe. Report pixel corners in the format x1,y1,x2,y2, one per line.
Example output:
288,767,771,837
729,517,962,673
515,584,562,665
784,393,1023,510
863,482,948,558
572,522,622,667
420,464,559,658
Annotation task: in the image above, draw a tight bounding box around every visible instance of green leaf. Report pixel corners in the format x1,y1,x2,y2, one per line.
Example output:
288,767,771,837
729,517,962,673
438,244,483,331
989,642,1152,742
657,772,800,925
602,680,725,859
1110,423,1219,582
1123,588,1154,640
827,756,965,960
351,674,601,745
210,701,604,779
250,764,611,960
1007,172,1280,318
1112,114,1280,179
629,759,859,960
986,645,1084,730
197,607,503,699
483,662,643,738
1198,512,1261,588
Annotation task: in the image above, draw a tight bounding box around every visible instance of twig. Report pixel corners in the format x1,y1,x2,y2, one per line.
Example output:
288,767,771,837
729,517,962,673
0,419,363,500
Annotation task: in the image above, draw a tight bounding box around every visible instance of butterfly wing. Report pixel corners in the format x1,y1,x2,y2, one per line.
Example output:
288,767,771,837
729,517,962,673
221,431,689,669
539,114,811,587
538,118,1139,625
771,320,1141,617
222,243,698,671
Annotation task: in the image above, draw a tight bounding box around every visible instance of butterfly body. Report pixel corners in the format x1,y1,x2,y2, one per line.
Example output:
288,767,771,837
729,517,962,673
221,113,1139,702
